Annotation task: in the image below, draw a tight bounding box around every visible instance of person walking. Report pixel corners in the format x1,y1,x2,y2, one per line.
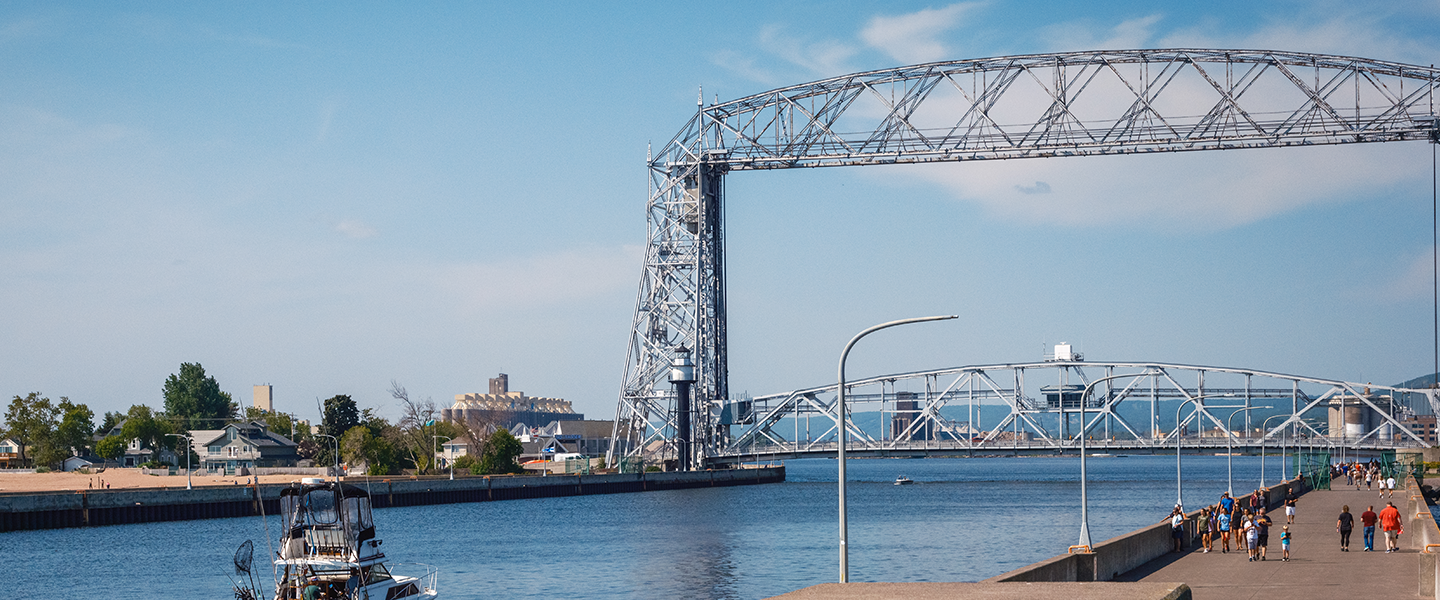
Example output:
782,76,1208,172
1256,508,1273,561
1218,504,1233,553
1360,505,1378,551
1280,525,1292,562
1380,501,1403,552
1284,488,1298,524
1243,510,1259,561
1387,475,1397,499
1336,503,1347,549
1200,508,1213,553
1337,505,1354,552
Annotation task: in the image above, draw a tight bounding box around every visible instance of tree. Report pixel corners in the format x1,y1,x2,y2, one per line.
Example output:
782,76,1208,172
53,399,95,458
479,429,524,475
4,393,57,467
340,423,399,476
321,395,360,439
120,404,172,456
162,362,237,431
96,435,126,461
389,382,441,473
97,411,125,436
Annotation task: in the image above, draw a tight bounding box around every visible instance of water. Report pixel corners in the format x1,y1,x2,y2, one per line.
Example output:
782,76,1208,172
2,454,1286,599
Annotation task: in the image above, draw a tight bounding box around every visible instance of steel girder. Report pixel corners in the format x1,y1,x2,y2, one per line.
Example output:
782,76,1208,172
715,361,1439,462
612,49,1440,466
655,49,1440,171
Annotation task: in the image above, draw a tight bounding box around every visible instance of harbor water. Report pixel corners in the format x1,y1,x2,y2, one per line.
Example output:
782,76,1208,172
5,454,1293,599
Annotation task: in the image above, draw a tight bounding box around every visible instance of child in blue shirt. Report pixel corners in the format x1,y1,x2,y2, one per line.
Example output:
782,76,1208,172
1280,525,1292,562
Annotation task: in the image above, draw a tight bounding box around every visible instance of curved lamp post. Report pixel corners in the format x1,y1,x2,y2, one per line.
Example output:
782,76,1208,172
434,435,453,480
837,315,957,584
1175,396,1249,511
165,433,194,490
1076,373,1154,550
1260,414,1288,488
1224,406,1269,497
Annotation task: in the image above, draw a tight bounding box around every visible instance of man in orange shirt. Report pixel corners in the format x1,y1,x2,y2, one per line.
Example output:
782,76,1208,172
1379,501,1403,553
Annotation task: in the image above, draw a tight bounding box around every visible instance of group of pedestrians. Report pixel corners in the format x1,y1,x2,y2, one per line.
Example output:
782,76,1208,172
1188,489,1295,562
1335,461,1398,497
1337,502,1404,552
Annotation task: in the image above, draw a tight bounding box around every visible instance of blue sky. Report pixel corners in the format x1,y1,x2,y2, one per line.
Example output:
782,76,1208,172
3,1,1440,423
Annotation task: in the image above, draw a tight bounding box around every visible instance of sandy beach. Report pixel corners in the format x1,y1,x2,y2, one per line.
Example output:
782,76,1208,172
0,469,323,493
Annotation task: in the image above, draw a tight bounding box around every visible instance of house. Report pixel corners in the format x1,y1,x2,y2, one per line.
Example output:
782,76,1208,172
189,421,299,472
0,438,21,469
93,420,178,467
62,455,102,472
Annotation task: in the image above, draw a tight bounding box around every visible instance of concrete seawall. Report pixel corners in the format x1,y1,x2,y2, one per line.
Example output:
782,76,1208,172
0,467,785,532
986,477,1308,583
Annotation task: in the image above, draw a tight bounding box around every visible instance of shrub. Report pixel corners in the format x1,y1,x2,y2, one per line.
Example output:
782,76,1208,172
35,466,51,473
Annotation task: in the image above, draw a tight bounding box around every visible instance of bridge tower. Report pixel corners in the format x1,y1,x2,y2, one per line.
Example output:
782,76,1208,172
610,97,730,470
611,50,1440,467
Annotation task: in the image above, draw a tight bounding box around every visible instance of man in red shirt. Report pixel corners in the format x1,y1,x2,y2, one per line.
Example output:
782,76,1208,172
1359,506,1379,551
1379,502,1403,553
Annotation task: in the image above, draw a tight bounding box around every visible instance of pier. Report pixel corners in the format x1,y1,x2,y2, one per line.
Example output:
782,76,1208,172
0,466,784,532
777,474,1440,599
1119,480,1435,598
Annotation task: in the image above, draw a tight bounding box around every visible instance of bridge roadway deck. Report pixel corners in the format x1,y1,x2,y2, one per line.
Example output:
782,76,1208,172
1118,486,1420,599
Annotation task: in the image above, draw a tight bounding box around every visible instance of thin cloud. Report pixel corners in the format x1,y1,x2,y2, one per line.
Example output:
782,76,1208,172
434,245,644,312
1380,247,1437,302
860,3,982,64
335,219,378,239
907,143,1426,230
756,24,859,78
1037,14,1162,52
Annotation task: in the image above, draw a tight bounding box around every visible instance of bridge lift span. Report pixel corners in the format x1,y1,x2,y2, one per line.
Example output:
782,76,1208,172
710,356,1440,466
609,49,1440,469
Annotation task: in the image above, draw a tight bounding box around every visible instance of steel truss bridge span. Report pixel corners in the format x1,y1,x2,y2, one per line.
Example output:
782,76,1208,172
611,49,1440,467
710,361,1439,466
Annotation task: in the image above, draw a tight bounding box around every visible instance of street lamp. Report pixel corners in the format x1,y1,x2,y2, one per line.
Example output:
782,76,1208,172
1175,396,1248,511
434,435,453,480
837,314,957,584
165,433,194,490
1260,414,1288,488
1077,373,1154,551
315,434,339,479
1225,406,1269,497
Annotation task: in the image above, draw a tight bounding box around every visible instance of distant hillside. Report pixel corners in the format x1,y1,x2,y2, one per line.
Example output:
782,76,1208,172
1395,373,1440,389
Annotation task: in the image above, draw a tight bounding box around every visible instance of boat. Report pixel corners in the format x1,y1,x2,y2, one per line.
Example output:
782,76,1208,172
235,477,439,600
894,475,914,485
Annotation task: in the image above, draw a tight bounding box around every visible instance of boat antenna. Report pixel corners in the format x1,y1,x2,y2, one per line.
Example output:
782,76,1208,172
252,476,275,598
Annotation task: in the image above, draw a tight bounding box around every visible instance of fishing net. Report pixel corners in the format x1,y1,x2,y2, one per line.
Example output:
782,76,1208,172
234,540,254,576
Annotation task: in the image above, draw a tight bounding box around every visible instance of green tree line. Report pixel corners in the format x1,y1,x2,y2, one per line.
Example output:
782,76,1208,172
6,365,525,476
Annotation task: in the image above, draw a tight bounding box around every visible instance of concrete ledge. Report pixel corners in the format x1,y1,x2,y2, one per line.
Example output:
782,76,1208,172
0,467,784,531
768,582,1191,600
986,477,1307,583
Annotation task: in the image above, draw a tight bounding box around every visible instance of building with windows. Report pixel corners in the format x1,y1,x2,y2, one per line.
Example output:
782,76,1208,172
0,438,21,469
1401,414,1438,445
189,420,300,472
442,373,584,431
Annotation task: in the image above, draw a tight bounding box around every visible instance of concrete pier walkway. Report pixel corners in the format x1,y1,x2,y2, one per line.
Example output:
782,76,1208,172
1119,485,1421,599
